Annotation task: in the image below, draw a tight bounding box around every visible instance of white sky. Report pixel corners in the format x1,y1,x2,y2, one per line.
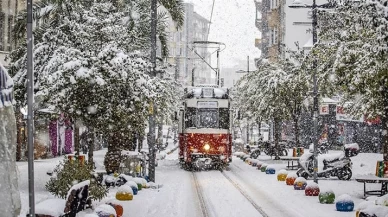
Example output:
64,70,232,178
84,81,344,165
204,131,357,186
185,0,262,69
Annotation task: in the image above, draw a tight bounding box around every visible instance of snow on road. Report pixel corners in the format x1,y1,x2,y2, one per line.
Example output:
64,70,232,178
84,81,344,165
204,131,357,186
16,140,383,217
195,170,264,217
227,155,369,217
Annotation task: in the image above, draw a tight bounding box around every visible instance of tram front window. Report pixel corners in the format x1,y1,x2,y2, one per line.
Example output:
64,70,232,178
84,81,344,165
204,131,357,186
197,109,218,128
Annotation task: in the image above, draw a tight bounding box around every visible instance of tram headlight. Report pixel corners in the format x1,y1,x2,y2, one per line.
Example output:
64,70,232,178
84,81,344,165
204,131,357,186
203,144,210,151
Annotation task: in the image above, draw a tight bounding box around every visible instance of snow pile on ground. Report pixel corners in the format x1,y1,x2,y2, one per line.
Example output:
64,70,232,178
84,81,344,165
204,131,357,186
361,205,388,217
125,181,138,189
335,194,353,203
286,172,298,178
35,198,65,216
278,169,288,175
344,143,360,150
66,180,90,199
117,185,133,195
95,204,117,217
305,182,319,188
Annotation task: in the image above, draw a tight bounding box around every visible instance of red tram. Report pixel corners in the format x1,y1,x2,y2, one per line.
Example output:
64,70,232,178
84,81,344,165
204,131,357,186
178,85,233,170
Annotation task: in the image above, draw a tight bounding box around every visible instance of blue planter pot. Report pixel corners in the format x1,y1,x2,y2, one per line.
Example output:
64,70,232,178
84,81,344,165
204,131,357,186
336,201,354,212
266,168,276,174
131,186,138,195
252,162,257,167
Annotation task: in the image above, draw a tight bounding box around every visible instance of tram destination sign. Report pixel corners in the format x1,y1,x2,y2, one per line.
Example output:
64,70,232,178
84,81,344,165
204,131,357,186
197,101,218,108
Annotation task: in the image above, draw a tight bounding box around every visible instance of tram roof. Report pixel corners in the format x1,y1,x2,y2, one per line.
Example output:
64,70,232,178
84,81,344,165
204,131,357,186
183,86,230,99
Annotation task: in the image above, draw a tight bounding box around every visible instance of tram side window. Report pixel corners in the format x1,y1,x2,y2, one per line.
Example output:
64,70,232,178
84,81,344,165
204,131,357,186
185,107,196,128
219,108,230,129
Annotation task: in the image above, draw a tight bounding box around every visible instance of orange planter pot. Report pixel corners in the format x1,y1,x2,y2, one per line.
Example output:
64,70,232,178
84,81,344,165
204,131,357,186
286,177,296,185
107,203,124,217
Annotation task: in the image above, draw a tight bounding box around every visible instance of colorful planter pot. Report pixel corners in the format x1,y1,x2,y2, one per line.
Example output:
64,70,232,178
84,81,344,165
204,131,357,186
286,173,298,185
107,203,124,217
266,167,276,174
116,192,133,201
293,177,307,190
336,201,354,212
319,191,335,204
277,173,287,181
305,184,320,196
261,165,267,172
256,163,262,170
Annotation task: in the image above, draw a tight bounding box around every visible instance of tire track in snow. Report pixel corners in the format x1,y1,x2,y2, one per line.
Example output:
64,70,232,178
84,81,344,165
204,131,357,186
221,171,269,217
226,163,305,217
192,172,210,217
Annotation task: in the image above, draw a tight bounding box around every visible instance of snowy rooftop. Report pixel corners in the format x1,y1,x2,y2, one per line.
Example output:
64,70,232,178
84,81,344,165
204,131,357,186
184,86,230,99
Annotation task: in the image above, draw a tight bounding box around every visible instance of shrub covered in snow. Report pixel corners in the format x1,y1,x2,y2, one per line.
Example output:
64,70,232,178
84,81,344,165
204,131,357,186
45,157,108,201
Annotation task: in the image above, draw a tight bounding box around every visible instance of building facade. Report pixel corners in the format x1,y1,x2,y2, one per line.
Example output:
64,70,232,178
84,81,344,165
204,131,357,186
0,0,25,67
255,0,284,62
255,0,330,62
166,3,211,86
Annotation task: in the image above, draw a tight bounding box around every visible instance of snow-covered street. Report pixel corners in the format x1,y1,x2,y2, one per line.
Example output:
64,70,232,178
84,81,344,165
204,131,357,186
16,139,386,217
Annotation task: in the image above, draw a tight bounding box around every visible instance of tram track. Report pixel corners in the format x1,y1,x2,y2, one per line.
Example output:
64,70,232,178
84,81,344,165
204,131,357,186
192,172,210,217
192,169,269,217
220,170,269,217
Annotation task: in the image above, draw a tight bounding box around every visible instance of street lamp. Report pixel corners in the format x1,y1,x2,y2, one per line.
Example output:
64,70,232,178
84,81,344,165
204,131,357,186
289,0,335,184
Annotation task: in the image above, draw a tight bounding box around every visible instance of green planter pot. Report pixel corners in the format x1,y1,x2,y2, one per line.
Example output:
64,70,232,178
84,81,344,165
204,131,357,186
261,166,267,172
319,191,335,204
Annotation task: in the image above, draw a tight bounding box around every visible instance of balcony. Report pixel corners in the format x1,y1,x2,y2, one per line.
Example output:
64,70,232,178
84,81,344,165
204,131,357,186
255,38,262,49
255,18,262,31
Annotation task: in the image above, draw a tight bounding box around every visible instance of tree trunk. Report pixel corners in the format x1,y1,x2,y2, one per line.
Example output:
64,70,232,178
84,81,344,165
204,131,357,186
74,120,80,156
293,115,300,147
104,132,122,174
383,86,388,161
87,128,94,169
16,112,22,161
274,117,281,160
157,118,163,150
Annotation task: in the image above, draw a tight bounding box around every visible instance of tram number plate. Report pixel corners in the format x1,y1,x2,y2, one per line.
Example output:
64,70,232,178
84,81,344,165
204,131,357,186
198,101,218,108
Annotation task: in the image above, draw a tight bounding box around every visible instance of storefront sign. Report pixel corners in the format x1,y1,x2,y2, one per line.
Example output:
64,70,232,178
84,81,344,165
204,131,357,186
336,106,364,122
319,104,329,115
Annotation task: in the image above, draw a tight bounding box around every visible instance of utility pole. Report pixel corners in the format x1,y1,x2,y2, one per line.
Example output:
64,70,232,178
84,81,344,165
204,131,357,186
148,0,157,182
27,0,35,216
311,0,319,184
288,0,324,184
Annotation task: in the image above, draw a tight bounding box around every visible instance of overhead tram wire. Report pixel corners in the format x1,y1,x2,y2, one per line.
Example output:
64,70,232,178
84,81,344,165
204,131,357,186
207,0,216,41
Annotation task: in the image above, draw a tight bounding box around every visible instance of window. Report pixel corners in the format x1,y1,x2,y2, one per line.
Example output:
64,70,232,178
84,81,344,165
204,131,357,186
0,12,4,51
197,109,218,128
185,107,197,128
8,15,13,51
219,108,230,129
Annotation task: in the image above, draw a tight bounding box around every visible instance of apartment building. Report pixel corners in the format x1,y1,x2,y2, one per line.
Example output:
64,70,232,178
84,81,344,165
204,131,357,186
255,0,284,62
166,3,211,85
0,0,25,67
255,0,328,62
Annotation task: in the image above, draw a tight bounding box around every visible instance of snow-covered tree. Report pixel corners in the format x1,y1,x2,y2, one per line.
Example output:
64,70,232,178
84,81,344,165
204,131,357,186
9,2,180,172
316,0,388,159
236,60,290,158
